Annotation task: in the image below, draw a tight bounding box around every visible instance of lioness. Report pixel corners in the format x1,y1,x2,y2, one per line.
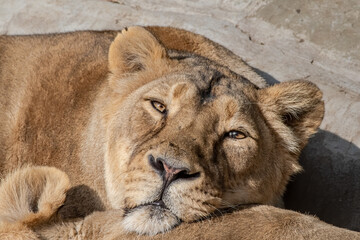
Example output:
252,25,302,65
0,26,358,239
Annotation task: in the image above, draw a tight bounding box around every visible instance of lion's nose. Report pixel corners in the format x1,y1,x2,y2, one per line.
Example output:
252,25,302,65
148,155,200,186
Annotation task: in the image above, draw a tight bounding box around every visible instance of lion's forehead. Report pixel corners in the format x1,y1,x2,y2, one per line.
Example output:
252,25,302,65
157,66,255,98
155,70,256,114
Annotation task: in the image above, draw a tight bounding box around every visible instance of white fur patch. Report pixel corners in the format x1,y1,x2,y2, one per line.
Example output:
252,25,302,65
122,205,180,236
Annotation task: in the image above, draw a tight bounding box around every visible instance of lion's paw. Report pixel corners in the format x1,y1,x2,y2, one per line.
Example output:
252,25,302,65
0,166,70,227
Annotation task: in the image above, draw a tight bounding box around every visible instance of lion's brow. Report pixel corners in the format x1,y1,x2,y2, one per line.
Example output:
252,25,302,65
200,71,224,102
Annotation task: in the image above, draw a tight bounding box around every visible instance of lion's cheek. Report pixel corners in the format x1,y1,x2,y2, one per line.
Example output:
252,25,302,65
104,160,126,209
104,139,133,209
104,138,164,209
164,183,222,222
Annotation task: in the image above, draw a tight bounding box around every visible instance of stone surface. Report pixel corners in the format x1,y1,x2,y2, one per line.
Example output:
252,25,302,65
0,0,359,231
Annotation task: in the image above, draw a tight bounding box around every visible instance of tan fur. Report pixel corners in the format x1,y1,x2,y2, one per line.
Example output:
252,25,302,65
0,26,356,238
0,166,70,239
37,205,360,240
0,168,358,239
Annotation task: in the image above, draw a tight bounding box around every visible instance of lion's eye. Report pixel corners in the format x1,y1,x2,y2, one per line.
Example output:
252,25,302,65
227,130,247,139
151,101,167,114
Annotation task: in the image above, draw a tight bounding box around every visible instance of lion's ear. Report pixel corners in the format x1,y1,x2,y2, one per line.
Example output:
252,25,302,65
109,26,168,75
257,80,324,153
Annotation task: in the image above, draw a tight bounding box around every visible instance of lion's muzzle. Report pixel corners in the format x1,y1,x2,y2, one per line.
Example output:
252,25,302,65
148,154,201,198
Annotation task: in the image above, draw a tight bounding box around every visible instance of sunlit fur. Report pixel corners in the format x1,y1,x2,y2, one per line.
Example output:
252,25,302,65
0,26,325,237
97,27,324,234
0,167,70,239
122,206,179,236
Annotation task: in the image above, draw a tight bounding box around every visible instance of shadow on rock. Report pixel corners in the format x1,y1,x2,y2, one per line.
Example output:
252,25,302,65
253,67,279,85
284,129,360,232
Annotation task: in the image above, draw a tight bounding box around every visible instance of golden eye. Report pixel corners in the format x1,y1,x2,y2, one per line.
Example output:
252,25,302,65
151,101,167,114
227,130,247,139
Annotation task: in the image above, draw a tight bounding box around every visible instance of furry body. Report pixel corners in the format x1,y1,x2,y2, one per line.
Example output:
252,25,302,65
0,26,357,239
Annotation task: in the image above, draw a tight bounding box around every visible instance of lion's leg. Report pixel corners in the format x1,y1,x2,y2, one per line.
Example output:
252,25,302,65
36,210,127,239
0,166,71,239
38,206,360,240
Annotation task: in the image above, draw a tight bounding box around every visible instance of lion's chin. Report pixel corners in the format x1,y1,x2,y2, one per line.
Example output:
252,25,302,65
122,205,180,236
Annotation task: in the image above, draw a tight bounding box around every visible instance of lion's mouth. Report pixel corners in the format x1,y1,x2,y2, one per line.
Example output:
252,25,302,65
124,200,169,215
146,200,167,209
122,197,260,236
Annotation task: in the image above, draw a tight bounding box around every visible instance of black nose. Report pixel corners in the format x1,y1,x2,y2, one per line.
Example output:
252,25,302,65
148,155,200,186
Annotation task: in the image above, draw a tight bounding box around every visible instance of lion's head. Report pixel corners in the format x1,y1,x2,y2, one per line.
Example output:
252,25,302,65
96,27,324,235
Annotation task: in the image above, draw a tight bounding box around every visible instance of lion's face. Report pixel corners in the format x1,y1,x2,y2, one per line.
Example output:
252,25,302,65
100,27,324,235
